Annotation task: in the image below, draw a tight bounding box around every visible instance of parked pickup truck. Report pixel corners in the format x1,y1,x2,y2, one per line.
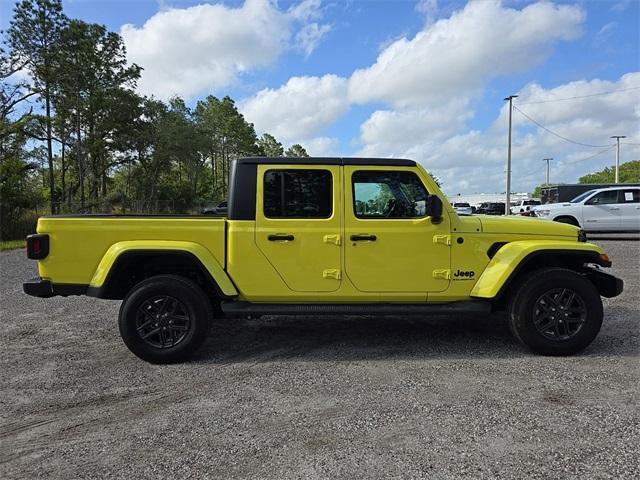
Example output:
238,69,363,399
24,157,623,363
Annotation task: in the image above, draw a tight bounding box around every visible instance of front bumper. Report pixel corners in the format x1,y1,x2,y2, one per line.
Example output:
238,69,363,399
584,268,624,298
23,277,87,298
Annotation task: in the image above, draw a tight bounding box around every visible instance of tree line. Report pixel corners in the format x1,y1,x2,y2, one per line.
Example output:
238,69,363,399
1,0,308,239
531,160,640,198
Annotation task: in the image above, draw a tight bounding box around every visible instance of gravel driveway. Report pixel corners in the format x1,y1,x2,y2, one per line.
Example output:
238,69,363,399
1,240,638,479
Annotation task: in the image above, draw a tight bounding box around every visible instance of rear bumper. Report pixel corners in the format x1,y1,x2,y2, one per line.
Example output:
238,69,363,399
23,278,87,298
584,268,624,298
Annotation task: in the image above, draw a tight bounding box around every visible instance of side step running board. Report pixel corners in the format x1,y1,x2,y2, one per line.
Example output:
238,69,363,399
221,301,491,317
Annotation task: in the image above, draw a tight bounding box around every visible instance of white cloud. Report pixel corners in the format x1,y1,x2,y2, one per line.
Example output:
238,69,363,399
349,0,584,107
121,0,330,100
240,74,349,144
415,0,439,25
288,0,324,21
295,23,331,57
355,73,640,195
297,136,341,156
594,21,617,46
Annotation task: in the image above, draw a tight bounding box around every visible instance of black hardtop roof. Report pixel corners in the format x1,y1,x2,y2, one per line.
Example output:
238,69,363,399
236,157,416,167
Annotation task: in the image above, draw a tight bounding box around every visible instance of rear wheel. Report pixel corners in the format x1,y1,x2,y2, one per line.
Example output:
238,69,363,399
119,275,213,363
508,268,603,356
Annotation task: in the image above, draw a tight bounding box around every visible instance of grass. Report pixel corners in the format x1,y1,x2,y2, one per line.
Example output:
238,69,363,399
0,239,26,251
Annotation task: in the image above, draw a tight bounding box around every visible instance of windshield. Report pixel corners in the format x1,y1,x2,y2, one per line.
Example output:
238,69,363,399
454,203,470,207
570,190,596,203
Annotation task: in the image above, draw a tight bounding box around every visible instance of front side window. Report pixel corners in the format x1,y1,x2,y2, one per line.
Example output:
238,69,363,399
586,190,619,205
571,190,596,203
352,171,428,219
264,169,332,218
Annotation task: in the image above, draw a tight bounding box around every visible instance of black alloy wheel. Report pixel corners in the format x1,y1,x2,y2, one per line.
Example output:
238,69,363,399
532,288,587,341
135,295,192,349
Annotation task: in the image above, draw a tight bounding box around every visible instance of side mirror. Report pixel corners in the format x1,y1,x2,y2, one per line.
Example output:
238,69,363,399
426,194,443,223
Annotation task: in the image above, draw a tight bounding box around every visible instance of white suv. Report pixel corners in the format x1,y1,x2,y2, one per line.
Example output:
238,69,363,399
532,186,640,232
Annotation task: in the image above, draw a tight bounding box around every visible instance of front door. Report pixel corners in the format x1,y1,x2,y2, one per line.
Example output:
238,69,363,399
255,164,342,292
343,166,451,293
582,189,621,231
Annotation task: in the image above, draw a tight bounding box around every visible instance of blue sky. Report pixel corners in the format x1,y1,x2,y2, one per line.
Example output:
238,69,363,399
2,0,639,194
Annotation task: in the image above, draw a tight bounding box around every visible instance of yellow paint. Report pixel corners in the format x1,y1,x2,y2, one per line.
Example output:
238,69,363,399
254,164,342,292
89,240,238,296
470,240,604,298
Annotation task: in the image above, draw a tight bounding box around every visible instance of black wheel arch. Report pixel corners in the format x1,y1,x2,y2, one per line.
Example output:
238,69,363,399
489,249,615,308
87,250,233,302
553,215,580,226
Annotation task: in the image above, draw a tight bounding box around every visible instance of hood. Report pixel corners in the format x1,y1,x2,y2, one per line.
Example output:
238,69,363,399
477,215,578,237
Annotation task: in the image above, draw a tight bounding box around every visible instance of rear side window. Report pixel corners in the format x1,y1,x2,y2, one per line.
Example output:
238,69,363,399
264,169,332,218
352,170,428,219
619,189,640,203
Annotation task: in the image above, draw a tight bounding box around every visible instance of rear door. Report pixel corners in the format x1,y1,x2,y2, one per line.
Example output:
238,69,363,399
255,164,342,292
618,188,640,231
582,190,620,231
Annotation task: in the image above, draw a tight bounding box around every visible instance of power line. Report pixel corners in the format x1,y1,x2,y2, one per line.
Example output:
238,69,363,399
516,85,640,105
565,145,615,164
513,106,613,148
621,142,640,146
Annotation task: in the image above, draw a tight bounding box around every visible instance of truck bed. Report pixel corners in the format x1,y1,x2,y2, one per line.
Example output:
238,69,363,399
36,216,227,286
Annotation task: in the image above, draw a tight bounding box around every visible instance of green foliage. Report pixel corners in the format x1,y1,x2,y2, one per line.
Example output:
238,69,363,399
285,144,309,157
257,133,284,157
428,172,442,188
0,239,26,250
1,1,311,236
579,160,640,184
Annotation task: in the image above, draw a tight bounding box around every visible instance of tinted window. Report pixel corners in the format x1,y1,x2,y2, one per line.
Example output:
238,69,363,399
571,190,596,203
586,190,619,205
619,189,640,203
352,171,428,219
264,169,332,218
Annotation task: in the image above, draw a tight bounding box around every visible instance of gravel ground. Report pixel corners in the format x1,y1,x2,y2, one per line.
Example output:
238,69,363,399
1,240,638,479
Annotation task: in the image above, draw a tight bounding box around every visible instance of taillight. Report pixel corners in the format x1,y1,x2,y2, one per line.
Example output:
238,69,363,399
26,234,49,260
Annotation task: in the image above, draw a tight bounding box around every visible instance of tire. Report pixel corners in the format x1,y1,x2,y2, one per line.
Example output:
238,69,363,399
508,268,603,356
119,275,213,363
554,216,579,227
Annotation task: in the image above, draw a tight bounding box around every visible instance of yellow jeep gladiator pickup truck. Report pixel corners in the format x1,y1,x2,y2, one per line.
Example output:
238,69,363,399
24,157,623,363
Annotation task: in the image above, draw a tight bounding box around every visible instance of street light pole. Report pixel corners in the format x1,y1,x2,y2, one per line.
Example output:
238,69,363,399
610,136,626,183
543,158,553,185
504,95,518,215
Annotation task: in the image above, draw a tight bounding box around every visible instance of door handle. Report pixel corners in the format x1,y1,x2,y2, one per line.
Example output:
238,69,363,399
268,234,294,241
608,207,620,210
350,234,377,241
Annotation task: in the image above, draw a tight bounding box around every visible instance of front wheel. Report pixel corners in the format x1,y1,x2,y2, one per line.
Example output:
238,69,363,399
554,216,579,227
508,268,603,356
119,275,213,363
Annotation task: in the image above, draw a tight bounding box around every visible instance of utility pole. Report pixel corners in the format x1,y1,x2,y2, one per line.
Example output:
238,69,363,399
610,136,626,183
542,158,553,185
504,95,518,215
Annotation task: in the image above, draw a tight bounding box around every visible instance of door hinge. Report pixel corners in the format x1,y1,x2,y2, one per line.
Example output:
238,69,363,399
433,234,451,246
322,269,342,280
323,234,341,245
432,269,451,280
